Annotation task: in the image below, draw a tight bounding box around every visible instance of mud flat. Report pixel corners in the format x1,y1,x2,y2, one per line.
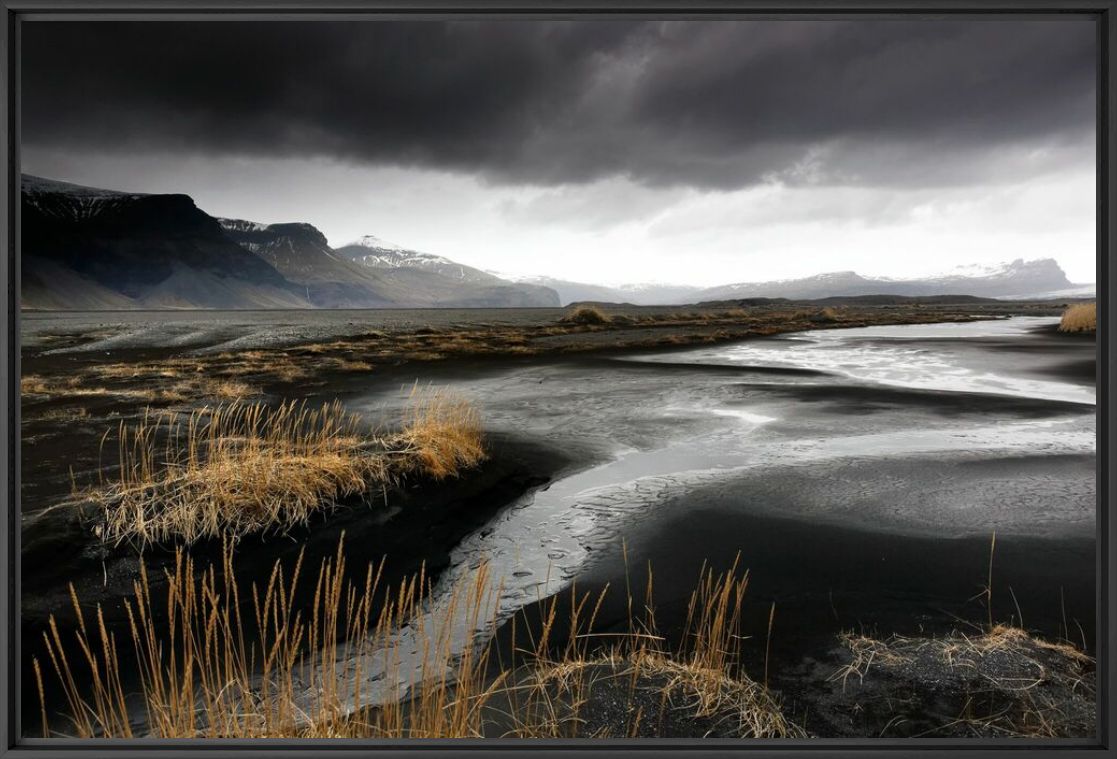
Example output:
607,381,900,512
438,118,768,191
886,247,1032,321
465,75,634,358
345,316,1095,734
19,310,1096,737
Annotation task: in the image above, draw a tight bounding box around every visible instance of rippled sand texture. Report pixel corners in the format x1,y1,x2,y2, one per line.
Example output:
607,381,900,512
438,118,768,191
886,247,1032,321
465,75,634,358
329,317,1094,706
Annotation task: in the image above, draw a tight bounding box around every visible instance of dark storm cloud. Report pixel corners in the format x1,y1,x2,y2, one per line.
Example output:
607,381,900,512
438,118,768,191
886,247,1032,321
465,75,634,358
21,18,1096,190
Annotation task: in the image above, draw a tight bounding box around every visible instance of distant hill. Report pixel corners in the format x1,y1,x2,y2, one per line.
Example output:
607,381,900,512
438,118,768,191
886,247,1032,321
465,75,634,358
693,294,1004,308
511,259,1088,307
501,276,703,306
694,259,1084,302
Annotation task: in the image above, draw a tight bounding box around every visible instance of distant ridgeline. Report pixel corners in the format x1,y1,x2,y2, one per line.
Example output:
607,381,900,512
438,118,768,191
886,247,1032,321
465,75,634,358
20,174,1092,310
515,261,1091,307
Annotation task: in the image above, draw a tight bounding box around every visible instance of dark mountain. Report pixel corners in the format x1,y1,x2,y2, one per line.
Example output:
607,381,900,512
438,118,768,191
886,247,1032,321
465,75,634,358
21,175,309,309
217,219,394,308
20,175,560,309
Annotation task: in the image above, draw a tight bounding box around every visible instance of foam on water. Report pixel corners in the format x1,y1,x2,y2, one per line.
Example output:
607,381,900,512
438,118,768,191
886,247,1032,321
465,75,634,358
628,317,1095,406
321,315,1095,715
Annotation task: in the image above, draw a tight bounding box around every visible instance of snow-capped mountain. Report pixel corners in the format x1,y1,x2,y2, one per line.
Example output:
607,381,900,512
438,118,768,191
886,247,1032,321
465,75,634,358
352,234,408,253
218,219,396,308
19,174,561,309
337,237,490,284
335,237,560,306
20,174,1087,310
695,259,1085,302
512,258,1089,306
501,276,704,306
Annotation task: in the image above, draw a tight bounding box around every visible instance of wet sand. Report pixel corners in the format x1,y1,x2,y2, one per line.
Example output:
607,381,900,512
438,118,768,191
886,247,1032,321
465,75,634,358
19,311,1096,734
307,316,1095,714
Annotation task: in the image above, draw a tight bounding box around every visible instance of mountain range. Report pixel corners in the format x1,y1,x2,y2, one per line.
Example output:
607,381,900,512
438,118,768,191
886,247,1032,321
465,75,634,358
21,175,561,309
20,175,1093,310
511,259,1092,305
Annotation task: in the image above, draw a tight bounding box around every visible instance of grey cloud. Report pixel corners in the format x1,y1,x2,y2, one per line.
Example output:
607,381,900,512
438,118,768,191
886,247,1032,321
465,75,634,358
21,17,1096,190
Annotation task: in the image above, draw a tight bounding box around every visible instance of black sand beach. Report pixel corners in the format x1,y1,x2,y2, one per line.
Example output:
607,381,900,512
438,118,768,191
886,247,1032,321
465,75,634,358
19,310,1097,737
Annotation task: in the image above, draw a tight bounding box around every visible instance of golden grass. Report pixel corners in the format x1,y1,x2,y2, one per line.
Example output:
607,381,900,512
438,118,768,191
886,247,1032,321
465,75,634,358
36,544,797,739
560,306,612,326
24,406,91,423
496,554,799,739
394,386,485,480
22,375,167,403
1058,302,1096,333
524,651,799,739
37,540,494,738
86,390,485,547
830,625,1094,738
209,379,255,400
329,359,374,373
22,370,256,406
23,306,994,411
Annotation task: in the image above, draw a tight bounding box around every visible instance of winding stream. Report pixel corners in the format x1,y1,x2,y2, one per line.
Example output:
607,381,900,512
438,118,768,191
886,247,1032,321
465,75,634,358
321,316,1095,710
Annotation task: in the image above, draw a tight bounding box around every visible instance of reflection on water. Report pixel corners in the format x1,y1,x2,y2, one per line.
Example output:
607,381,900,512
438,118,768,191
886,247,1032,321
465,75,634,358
333,317,1095,709
626,317,1095,405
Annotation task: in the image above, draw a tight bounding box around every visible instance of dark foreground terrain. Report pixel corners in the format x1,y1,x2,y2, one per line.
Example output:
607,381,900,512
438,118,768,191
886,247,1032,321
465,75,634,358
20,303,1096,738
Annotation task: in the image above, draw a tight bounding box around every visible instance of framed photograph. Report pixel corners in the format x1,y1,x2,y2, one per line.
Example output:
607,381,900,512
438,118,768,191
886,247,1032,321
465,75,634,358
1,2,1112,757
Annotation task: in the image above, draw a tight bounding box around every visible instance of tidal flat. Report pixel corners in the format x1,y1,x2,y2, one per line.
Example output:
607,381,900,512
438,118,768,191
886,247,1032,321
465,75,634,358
19,302,1096,739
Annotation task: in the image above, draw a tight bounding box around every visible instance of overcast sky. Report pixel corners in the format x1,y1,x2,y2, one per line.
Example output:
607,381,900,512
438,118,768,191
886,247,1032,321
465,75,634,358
21,18,1097,286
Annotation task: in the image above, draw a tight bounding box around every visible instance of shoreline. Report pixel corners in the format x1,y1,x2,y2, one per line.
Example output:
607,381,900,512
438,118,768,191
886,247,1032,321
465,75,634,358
21,303,1057,518
20,308,1097,738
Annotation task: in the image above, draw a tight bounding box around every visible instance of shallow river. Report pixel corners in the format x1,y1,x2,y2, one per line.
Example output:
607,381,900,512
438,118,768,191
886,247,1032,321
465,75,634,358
331,316,1095,708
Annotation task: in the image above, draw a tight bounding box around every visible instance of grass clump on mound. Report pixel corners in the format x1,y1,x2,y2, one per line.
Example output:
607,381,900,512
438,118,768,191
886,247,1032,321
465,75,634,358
1058,302,1096,333
500,556,801,739
560,305,612,326
395,387,485,480
36,545,799,739
87,389,485,547
519,653,799,739
829,625,1095,738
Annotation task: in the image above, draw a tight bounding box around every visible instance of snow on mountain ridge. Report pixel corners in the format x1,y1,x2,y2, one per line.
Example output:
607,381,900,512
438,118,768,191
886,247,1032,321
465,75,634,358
22,174,159,224
339,236,476,279
218,218,270,233
350,234,410,253
22,174,147,199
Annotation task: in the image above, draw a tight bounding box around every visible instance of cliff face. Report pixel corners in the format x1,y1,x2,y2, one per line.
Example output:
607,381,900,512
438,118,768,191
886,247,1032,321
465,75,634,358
22,176,308,309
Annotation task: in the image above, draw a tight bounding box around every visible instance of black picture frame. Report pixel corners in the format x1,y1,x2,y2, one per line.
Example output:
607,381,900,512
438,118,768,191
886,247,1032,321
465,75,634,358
0,3,1112,757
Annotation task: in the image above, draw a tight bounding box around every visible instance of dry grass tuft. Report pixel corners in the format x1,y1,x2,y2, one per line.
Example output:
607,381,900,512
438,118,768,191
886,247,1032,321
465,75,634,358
501,555,801,739
36,540,504,738
1058,303,1096,333
86,390,485,547
560,306,612,326
36,545,799,739
829,625,1095,738
209,380,255,400
21,368,258,407
22,375,165,403
393,386,486,481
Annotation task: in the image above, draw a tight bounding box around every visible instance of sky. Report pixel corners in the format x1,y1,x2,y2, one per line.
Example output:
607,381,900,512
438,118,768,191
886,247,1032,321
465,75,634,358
21,18,1098,287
